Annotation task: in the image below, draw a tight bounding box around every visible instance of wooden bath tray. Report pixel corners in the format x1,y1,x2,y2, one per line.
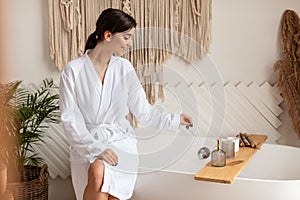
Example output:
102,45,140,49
194,134,267,184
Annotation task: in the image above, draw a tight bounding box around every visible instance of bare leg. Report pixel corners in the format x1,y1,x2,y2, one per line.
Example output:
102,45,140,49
108,195,120,200
83,159,109,200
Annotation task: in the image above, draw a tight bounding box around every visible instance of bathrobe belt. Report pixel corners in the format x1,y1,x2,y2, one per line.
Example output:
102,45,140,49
69,122,135,164
87,123,130,145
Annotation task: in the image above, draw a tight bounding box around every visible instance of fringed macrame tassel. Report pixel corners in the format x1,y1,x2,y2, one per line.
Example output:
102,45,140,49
130,115,138,128
158,84,165,101
191,0,201,24
49,0,213,71
48,0,55,60
150,83,156,105
174,0,180,31
60,0,74,32
75,0,84,55
122,0,131,15
127,112,139,128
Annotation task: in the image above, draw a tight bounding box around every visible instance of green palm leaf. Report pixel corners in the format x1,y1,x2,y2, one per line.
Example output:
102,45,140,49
0,78,60,182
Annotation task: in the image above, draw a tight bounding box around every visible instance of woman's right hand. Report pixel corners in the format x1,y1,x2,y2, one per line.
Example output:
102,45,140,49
98,148,118,166
180,113,193,129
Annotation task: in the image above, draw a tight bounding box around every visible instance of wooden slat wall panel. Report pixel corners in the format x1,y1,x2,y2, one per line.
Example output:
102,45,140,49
224,83,281,142
237,83,282,129
251,83,282,116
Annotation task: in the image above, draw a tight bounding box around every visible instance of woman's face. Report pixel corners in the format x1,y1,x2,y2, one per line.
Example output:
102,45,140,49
110,28,135,56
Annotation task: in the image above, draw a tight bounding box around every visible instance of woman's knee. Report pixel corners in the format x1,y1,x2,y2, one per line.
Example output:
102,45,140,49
87,159,105,190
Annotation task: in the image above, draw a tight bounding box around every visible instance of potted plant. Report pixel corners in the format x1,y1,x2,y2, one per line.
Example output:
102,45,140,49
0,78,60,200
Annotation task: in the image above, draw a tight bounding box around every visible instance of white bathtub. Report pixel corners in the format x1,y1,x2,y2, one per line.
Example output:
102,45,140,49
130,134,300,200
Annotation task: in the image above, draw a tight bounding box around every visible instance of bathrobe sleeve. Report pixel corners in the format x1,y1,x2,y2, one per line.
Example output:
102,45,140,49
127,68,180,131
59,68,105,163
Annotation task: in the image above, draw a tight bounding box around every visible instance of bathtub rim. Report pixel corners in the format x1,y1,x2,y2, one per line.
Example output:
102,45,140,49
137,167,300,183
137,143,300,183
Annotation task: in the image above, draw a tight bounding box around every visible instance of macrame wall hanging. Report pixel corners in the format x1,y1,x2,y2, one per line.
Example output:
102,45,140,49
48,0,212,126
274,10,300,137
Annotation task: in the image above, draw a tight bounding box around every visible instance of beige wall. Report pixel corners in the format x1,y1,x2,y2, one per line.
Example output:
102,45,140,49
4,0,59,84
211,0,300,85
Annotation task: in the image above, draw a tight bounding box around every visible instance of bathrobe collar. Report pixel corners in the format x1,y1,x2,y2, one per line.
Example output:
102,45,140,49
84,50,119,122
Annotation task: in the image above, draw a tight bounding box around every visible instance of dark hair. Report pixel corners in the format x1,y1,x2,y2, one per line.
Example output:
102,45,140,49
84,8,137,52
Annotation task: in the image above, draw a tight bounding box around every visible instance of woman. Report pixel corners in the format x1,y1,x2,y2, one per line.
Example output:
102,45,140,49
59,8,193,200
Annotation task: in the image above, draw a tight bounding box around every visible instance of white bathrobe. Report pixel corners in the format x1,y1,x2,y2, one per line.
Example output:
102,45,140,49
59,51,180,200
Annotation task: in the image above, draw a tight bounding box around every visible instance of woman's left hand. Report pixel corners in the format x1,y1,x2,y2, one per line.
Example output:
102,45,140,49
180,113,193,129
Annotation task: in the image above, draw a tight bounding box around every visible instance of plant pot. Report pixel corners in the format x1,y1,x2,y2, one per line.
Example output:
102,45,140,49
7,164,49,200
0,163,7,195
